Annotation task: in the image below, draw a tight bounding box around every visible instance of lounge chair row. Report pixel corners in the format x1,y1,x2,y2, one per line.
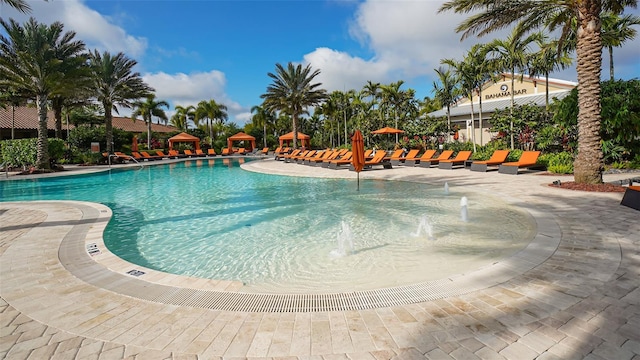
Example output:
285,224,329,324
275,148,543,175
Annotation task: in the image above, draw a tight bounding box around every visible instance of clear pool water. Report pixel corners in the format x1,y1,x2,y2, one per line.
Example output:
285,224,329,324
0,158,535,293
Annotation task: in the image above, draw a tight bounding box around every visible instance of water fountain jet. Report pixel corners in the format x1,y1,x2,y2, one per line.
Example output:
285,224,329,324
460,196,469,222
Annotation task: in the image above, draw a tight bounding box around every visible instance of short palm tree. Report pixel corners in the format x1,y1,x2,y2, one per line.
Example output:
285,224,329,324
433,66,458,132
195,99,228,142
439,0,637,184
251,105,275,148
88,50,152,154
171,105,195,131
261,62,328,149
131,95,169,149
0,18,86,169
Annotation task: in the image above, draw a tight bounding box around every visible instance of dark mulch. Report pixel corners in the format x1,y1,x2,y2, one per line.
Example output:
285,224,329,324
548,181,626,192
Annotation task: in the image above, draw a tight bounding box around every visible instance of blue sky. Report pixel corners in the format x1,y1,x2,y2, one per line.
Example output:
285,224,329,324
2,0,639,126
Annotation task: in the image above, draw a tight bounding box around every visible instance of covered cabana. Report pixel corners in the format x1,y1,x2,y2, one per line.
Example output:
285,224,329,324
168,132,200,150
279,131,310,149
227,132,256,152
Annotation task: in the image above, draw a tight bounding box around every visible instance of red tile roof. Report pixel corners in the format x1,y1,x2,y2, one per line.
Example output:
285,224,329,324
0,106,178,133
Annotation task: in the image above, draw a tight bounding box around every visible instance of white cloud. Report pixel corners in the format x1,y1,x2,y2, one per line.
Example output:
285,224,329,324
143,70,246,124
1,0,147,57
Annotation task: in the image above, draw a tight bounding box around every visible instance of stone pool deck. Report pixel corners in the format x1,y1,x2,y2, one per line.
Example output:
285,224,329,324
1,158,639,359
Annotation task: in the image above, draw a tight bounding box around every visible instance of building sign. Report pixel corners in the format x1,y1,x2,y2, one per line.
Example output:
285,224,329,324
90,142,100,153
485,84,527,100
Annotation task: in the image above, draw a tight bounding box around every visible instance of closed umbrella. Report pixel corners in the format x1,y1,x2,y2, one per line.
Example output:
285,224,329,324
132,135,138,152
351,130,365,191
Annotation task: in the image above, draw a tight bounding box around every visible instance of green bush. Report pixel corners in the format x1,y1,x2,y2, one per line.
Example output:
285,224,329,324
0,138,67,169
539,152,574,174
506,149,524,162
68,125,131,152
471,139,509,160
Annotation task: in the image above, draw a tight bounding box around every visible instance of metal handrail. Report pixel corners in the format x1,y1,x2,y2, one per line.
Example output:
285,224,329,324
108,154,143,170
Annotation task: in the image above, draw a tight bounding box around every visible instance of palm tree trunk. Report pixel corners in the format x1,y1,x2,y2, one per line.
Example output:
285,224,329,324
292,114,298,150
36,94,50,169
510,69,515,150
608,45,614,80
574,1,604,184
545,71,550,110
147,117,152,149
469,94,476,152
263,124,267,148
478,88,483,146
53,99,63,139
105,103,114,154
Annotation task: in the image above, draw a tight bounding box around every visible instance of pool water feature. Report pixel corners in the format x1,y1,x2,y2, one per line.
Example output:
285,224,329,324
0,158,535,294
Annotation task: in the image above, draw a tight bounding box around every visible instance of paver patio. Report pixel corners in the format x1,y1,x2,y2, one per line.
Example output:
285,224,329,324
1,158,639,359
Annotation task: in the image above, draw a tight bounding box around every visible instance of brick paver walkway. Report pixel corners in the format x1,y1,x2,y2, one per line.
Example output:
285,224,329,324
1,159,638,359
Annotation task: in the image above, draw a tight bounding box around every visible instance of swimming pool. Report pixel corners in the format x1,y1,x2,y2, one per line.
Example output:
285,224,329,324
0,158,535,293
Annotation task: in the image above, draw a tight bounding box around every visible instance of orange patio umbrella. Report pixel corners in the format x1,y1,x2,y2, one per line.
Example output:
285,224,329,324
371,126,405,135
351,130,365,191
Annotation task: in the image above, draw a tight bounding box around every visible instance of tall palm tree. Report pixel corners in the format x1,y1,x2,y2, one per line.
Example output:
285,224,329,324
171,105,195,131
88,50,152,154
251,105,275,148
131,95,169,149
381,80,405,143
442,57,477,148
195,99,228,142
601,12,640,80
261,62,327,149
486,26,542,149
439,0,636,184
529,36,573,109
0,18,86,169
433,66,458,133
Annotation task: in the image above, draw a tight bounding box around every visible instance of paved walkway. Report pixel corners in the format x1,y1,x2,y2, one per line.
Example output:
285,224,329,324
1,158,639,359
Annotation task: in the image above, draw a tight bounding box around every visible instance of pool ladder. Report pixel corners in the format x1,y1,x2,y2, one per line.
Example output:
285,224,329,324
108,154,143,170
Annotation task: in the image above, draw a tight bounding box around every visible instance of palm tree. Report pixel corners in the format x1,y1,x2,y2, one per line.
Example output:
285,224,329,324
171,105,195,131
195,99,228,142
442,57,478,148
433,66,458,133
131,95,169,149
439,0,636,184
261,62,327,149
486,26,542,149
465,43,493,146
381,80,405,143
88,50,152,154
601,12,640,80
0,18,86,169
529,37,573,109
251,105,275,148
1,0,31,13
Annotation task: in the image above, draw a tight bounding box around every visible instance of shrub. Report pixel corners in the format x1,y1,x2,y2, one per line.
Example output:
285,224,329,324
0,138,67,169
540,152,574,174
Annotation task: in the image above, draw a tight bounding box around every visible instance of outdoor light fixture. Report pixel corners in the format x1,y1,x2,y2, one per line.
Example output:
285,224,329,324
553,180,562,186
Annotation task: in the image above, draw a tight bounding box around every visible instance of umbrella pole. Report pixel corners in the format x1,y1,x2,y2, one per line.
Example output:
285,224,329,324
357,173,360,191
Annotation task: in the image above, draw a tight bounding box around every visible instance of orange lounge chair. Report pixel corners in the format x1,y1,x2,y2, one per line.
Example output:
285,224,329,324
438,150,472,169
168,150,187,158
183,149,199,158
207,148,217,156
308,150,334,166
110,152,133,163
261,147,269,155
288,150,312,163
282,149,302,162
296,149,319,163
621,185,640,211
327,152,353,169
470,150,510,172
498,151,542,174
301,150,326,164
237,148,246,155
385,150,404,162
275,148,294,160
131,152,152,161
317,149,348,167
405,149,436,166
155,150,172,159
195,149,207,157
221,148,231,156
418,150,454,168
392,149,420,166
358,151,393,170
140,151,163,160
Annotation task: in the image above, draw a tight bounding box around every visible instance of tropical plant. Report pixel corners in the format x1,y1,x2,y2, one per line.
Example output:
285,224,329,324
195,99,228,142
171,105,195,131
433,66,458,132
131,94,169,149
485,26,543,149
250,105,275,148
88,50,152,153
0,18,86,169
601,12,640,80
528,36,573,109
1,0,32,13
439,0,637,184
261,62,328,149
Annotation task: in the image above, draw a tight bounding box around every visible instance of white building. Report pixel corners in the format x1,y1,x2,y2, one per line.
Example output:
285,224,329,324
428,73,577,145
